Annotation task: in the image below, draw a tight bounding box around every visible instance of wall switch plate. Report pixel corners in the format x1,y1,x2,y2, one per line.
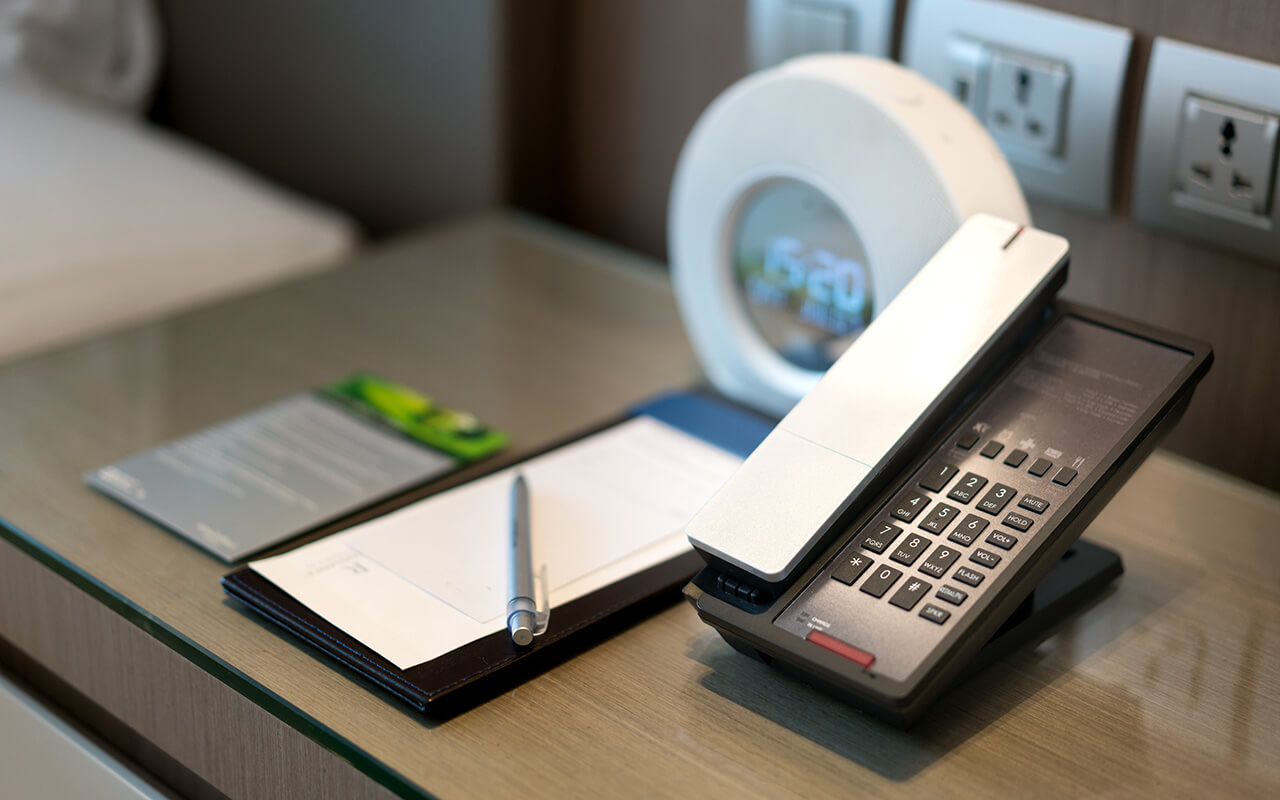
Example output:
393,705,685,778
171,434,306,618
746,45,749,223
747,0,895,71
903,0,1132,213
1135,39,1280,264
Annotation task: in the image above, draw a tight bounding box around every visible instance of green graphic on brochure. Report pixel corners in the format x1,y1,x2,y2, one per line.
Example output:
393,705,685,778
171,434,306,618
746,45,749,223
322,373,507,461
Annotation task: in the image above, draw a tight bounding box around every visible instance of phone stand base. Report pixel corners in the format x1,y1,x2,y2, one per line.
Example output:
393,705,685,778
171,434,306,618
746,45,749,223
955,537,1123,682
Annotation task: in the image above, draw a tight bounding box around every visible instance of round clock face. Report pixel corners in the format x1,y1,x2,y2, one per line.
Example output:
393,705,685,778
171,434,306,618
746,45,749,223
731,179,873,371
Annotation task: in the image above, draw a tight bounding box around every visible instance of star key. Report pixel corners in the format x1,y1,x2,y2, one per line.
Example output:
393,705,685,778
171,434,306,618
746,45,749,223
831,553,874,585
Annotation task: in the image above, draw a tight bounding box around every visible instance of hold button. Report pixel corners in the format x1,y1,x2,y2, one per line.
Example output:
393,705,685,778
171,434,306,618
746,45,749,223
806,629,876,668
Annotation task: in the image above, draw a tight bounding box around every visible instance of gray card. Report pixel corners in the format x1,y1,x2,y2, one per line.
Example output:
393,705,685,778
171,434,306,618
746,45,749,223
86,393,457,562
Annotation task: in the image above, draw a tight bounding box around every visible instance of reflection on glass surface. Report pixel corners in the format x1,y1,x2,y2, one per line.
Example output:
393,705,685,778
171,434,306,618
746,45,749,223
732,179,872,371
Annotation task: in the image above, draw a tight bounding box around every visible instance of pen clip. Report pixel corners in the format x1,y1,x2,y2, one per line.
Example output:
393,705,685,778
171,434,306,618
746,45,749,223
533,562,550,636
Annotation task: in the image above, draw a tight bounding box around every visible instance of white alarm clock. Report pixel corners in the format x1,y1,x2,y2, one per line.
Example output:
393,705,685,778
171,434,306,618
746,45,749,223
668,54,1029,416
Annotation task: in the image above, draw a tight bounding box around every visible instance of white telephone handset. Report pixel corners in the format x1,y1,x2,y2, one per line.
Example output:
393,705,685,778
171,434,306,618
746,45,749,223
686,215,1068,586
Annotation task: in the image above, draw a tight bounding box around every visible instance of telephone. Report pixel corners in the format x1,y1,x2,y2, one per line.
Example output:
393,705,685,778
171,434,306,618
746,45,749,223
683,215,1213,727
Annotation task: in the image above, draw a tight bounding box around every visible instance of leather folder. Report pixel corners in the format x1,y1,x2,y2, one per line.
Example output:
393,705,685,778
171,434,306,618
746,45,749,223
222,391,772,715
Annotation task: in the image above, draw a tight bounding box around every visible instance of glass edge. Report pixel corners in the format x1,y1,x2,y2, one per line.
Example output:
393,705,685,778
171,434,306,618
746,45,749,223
0,515,436,800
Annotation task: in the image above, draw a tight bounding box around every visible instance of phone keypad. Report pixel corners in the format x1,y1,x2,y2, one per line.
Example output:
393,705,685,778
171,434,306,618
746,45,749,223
889,533,931,566
947,514,988,546
859,522,902,554
890,492,930,522
918,501,960,533
823,425,1078,625
976,483,1017,515
947,473,988,503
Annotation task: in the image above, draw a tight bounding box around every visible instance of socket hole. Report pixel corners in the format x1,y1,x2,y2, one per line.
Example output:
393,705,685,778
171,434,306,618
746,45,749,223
1026,119,1043,138
1231,172,1253,195
1016,69,1031,105
1220,118,1236,158
954,79,970,103
1190,163,1213,185
993,110,1012,128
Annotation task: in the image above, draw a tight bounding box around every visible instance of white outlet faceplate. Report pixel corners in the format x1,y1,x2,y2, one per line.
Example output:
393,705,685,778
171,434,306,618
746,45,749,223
1134,39,1280,265
903,0,1132,213
747,0,895,71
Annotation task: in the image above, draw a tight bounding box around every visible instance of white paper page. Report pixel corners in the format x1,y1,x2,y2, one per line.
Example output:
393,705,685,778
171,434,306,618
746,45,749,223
249,416,742,670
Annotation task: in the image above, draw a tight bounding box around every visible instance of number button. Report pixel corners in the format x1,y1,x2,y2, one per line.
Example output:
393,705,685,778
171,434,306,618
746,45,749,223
918,502,959,534
860,523,902,554
977,483,1016,515
891,491,930,522
831,554,874,585
860,565,903,598
918,463,959,493
947,514,988,546
947,473,989,504
916,544,961,578
890,534,930,566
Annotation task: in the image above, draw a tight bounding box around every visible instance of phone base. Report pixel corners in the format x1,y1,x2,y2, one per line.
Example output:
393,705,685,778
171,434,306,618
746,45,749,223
714,538,1122,693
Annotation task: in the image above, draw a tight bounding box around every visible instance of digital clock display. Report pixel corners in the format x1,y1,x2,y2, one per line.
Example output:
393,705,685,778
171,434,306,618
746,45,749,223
732,179,873,371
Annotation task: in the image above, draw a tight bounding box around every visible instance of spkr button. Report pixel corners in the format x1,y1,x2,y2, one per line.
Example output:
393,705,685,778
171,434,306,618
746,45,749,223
919,604,951,624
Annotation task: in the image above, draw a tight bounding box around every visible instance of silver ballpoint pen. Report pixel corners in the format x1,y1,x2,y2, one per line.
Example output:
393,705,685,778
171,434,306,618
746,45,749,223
507,473,539,646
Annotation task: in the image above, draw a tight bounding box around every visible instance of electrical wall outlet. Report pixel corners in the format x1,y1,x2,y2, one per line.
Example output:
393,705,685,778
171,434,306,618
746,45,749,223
1173,96,1279,221
983,48,1070,159
747,0,895,71
903,0,1131,213
1134,39,1280,265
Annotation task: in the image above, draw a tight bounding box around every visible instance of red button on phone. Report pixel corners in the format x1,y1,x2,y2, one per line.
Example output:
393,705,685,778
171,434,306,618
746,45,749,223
806,629,875,668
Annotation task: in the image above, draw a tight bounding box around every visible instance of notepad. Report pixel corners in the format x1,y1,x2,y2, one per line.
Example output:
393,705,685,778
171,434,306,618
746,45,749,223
249,415,743,670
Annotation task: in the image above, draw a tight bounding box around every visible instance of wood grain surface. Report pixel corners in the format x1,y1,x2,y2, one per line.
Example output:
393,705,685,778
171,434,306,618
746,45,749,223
0,214,1277,799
